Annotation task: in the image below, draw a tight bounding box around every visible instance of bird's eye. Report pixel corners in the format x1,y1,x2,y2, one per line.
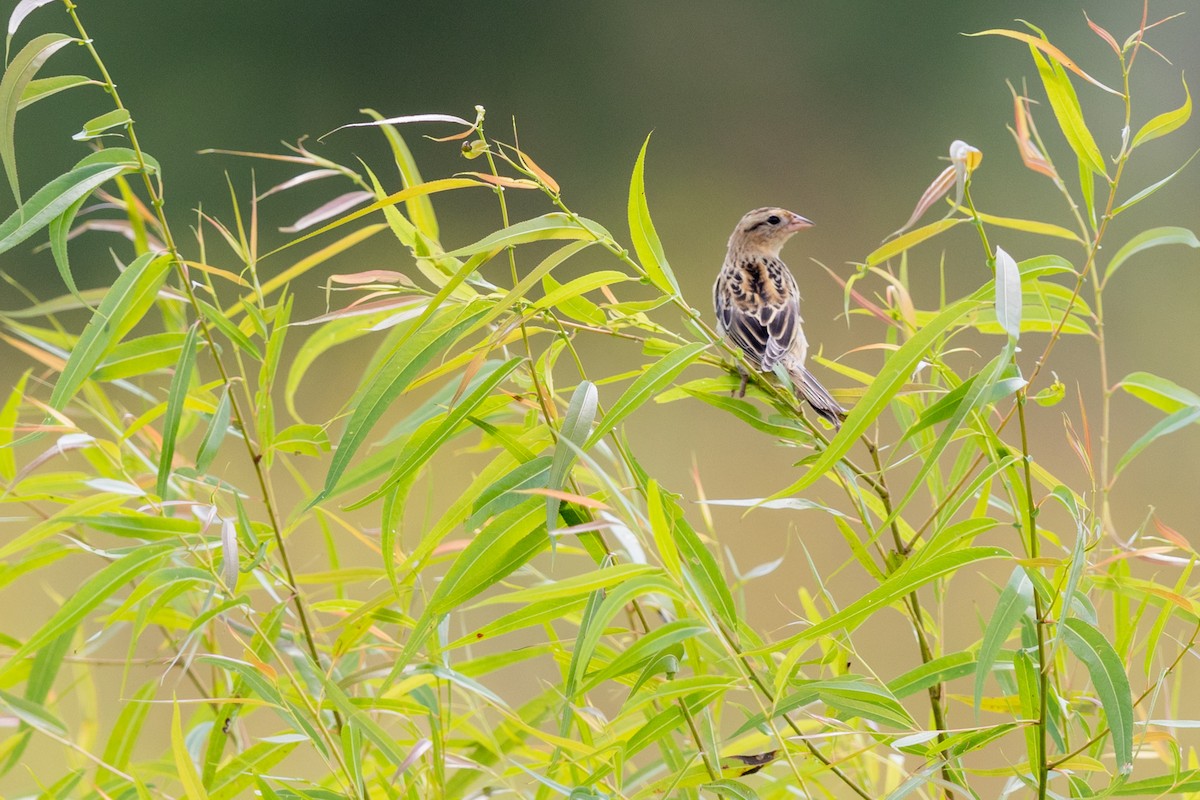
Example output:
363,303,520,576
767,215,781,225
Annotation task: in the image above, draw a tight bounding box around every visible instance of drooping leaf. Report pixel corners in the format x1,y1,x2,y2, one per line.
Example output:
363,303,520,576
0,148,141,255
1062,617,1134,775
1103,226,1199,283
1113,406,1200,479
0,32,74,204
1118,371,1200,416
0,542,174,675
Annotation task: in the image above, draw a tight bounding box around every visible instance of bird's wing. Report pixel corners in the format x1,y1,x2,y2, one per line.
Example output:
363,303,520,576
717,264,804,372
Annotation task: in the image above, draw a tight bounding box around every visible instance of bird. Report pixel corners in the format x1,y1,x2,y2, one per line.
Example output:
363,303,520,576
713,207,845,427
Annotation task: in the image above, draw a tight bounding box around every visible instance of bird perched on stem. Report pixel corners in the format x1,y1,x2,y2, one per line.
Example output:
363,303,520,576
714,207,845,427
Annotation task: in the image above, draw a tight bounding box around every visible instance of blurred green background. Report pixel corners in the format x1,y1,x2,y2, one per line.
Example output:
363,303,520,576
2,0,1198,704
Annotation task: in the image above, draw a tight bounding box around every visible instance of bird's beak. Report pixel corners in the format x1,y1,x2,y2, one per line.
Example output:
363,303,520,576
786,213,814,231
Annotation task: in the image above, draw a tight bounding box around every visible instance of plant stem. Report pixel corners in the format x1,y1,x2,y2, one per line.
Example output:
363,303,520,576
1018,395,1051,799
61,0,332,727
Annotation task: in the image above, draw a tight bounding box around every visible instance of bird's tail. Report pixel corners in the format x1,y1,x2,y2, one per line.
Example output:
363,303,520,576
788,364,846,429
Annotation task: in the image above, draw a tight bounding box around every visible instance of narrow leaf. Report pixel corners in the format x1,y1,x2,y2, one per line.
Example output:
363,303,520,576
1132,74,1191,148
50,252,172,410
156,323,199,498
769,297,982,498
993,246,1022,341
585,342,706,447
1103,226,1199,283
974,567,1032,715
1113,406,1200,478
0,32,74,204
546,380,597,529
628,134,680,295
1062,617,1134,774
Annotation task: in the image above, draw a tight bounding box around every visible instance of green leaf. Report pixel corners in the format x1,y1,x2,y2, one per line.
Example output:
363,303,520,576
1112,769,1200,796
441,212,600,257
0,32,74,204
585,342,707,448
1062,617,1134,775
1103,226,1200,283
270,423,330,458
156,324,199,498
1030,47,1107,178
993,246,1022,341
765,547,1010,653
0,543,174,678
974,567,1032,715
197,299,262,360
628,134,680,295
703,779,758,800
195,387,231,472
0,149,140,255
350,357,522,508
769,297,982,498
1118,371,1200,416
314,306,488,506
866,218,964,266
546,380,597,529
362,108,439,239
1113,148,1200,215
99,681,155,783
50,252,173,411
887,652,976,699
17,74,96,110
72,107,130,141
94,332,187,381
664,491,738,633
1132,74,1191,148
818,681,916,729
172,700,211,800
1113,406,1200,479
0,688,66,735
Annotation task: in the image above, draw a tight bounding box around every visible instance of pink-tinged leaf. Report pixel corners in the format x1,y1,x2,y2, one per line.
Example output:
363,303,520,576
326,270,415,287
293,295,425,326
368,304,429,331
894,165,955,236
459,171,539,189
1083,11,1120,54
220,517,238,588
257,168,339,200
320,113,475,142
514,147,560,194
1153,515,1194,553
6,0,56,37
279,191,373,233
967,29,1122,95
515,487,610,510
1011,91,1058,179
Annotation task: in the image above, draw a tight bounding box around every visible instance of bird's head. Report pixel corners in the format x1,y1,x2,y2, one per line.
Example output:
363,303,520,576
728,207,814,257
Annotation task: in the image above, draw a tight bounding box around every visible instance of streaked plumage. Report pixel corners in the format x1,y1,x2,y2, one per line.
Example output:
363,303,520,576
714,207,845,427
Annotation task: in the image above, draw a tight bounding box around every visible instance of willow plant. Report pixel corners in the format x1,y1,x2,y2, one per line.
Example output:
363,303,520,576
0,3,1197,799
